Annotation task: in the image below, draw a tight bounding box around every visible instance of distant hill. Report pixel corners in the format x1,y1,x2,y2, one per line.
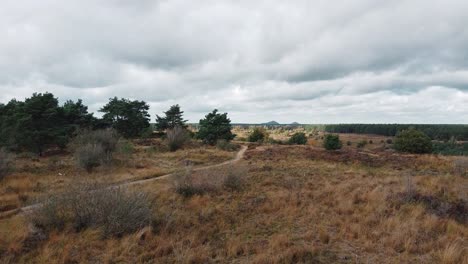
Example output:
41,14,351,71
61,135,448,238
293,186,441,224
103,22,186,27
262,121,280,125
291,122,300,125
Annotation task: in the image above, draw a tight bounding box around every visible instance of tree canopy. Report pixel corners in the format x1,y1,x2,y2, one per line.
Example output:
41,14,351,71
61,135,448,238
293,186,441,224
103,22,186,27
197,109,235,145
394,128,432,154
155,104,188,131
100,97,150,138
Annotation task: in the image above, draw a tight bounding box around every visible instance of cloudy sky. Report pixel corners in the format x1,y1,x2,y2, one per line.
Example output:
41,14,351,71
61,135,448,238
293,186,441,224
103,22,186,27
1,0,467,123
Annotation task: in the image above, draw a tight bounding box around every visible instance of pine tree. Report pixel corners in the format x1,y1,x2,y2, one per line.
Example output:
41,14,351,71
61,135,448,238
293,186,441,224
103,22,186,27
155,104,188,131
197,109,235,145
100,97,150,138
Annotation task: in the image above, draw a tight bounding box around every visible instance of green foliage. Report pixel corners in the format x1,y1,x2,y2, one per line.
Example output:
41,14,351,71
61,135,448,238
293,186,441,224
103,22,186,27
288,132,308,145
432,142,468,156
0,93,97,155
197,109,235,145
0,148,14,180
2,93,68,155
394,128,432,154
325,124,468,141
323,134,342,150
100,97,150,138
248,128,268,142
155,104,188,131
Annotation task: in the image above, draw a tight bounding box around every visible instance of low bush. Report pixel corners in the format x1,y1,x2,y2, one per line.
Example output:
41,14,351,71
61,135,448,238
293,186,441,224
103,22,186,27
173,166,247,197
118,140,135,156
72,129,119,163
216,139,240,151
346,141,352,146
394,128,432,154
223,166,246,191
30,184,152,238
288,132,307,145
323,134,342,150
173,167,216,197
357,140,367,148
248,128,268,143
166,126,189,152
386,138,393,144
0,148,14,180
75,143,105,173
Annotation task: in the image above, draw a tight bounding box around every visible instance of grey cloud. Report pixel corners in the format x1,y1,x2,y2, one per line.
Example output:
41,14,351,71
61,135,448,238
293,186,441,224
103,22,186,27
0,0,468,123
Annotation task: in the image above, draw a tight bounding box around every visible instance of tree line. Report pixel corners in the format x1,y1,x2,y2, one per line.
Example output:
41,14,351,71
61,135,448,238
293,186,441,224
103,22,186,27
0,92,234,155
324,124,468,141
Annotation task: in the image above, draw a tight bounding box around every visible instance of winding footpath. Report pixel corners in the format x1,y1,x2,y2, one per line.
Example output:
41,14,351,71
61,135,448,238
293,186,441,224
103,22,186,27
0,145,248,219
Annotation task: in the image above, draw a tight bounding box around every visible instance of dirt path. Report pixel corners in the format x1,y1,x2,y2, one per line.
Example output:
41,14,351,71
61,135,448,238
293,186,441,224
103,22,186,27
0,145,248,219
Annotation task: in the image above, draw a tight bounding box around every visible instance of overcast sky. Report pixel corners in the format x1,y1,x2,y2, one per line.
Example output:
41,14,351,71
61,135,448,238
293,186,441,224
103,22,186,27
1,0,467,123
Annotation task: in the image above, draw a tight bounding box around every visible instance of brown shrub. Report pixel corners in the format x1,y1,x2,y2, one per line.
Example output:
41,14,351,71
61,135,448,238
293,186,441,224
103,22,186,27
453,157,468,177
75,143,105,173
166,126,189,152
30,184,153,237
71,129,119,162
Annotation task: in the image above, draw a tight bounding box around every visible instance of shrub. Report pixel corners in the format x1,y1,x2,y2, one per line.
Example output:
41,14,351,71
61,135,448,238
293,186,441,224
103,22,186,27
166,126,189,151
0,148,14,180
323,134,342,150
394,128,432,154
72,129,119,163
357,140,367,148
386,138,393,144
75,143,105,173
216,139,240,151
118,140,135,156
223,166,246,191
288,132,308,145
30,184,152,238
173,167,216,197
369,140,373,144
346,141,352,146
248,128,268,143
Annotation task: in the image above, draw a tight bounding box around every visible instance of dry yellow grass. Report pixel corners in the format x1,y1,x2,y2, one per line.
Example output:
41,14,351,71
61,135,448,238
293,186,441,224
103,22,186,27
0,142,467,263
0,139,236,215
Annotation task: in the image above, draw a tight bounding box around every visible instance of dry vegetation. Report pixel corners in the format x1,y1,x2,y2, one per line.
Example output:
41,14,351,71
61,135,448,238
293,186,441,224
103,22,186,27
0,134,466,263
0,138,237,217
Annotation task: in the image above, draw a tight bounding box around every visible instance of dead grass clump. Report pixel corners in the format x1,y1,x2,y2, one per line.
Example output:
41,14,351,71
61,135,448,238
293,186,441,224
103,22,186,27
75,143,105,173
387,191,467,224
223,165,247,191
216,139,240,151
166,126,189,152
453,157,468,177
0,148,14,180
71,129,119,161
173,167,217,197
173,165,247,197
30,184,153,237
437,240,467,264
